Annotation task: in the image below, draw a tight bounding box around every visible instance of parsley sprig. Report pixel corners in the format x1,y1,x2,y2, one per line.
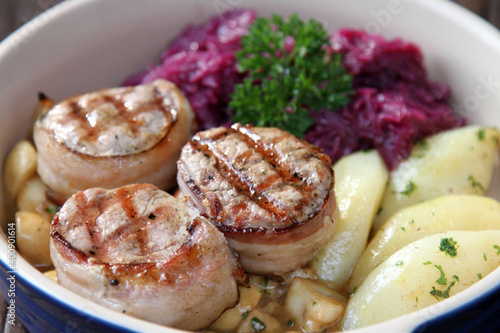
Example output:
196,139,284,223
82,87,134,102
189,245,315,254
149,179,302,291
230,14,353,137
439,237,458,257
430,264,458,300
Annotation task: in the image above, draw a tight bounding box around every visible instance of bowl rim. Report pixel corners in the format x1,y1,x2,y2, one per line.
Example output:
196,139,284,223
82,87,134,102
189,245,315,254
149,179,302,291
0,0,499,332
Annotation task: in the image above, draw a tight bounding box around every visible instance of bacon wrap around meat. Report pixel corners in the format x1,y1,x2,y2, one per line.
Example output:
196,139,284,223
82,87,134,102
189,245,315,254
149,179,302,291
50,184,238,331
177,123,339,275
34,79,196,203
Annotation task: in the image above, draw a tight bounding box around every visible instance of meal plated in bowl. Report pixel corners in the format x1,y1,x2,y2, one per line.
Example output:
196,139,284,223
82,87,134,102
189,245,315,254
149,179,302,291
1,0,500,332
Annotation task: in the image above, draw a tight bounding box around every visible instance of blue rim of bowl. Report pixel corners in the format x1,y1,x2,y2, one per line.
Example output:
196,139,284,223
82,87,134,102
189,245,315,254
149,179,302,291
0,259,137,332
412,275,500,333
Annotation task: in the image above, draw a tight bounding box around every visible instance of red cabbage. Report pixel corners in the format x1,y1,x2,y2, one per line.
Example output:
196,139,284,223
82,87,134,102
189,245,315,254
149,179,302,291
123,11,465,170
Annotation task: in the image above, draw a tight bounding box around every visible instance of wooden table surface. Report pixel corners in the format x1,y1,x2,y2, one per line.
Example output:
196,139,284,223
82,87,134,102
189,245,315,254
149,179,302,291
0,0,499,332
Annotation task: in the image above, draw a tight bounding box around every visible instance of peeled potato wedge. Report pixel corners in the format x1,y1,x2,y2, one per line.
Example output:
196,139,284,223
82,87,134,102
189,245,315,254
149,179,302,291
311,150,388,286
16,175,57,221
210,284,263,332
3,140,37,199
284,277,346,333
348,195,500,292
236,307,282,333
341,230,500,330
373,125,499,233
15,211,52,268
17,175,47,213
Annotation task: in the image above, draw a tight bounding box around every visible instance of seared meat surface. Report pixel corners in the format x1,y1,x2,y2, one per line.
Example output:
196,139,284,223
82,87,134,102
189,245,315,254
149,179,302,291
50,183,238,330
177,123,339,275
34,79,195,202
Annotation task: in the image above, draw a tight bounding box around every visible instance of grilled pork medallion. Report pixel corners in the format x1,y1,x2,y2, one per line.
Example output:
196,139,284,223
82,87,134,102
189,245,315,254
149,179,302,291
177,123,339,275
50,183,238,330
33,79,195,202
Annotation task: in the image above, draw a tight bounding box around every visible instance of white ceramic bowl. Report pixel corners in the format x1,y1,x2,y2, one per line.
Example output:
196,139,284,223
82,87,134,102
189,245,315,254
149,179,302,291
1,0,499,332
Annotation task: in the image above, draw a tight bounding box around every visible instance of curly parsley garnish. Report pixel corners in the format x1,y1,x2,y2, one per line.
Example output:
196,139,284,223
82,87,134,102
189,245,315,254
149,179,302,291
230,14,353,137
434,265,447,286
430,283,455,300
430,265,457,300
439,237,458,257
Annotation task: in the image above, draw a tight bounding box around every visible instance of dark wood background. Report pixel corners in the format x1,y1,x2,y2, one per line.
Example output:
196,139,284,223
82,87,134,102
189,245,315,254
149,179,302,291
0,0,498,332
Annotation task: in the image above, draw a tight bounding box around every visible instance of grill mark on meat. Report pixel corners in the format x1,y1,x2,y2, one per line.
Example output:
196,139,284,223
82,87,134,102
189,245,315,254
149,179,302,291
64,101,95,140
51,229,89,265
72,191,102,255
178,149,273,229
50,182,238,330
177,125,338,275
236,124,331,182
51,185,209,275
116,187,162,257
35,80,196,204
178,124,334,230
179,170,209,209
62,191,118,258
42,83,178,156
188,125,333,229
78,90,177,143
102,229,202,286
234,124,319,211
70,186,160,258
51,228,204,286
53,203,232,290
189,137,292,224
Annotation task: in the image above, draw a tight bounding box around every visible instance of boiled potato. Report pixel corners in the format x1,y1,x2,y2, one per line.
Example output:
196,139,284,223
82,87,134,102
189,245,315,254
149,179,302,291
373,125,499,233
311,150,388,286
15,211,52,268
261,301,281,316
284,277,346,333
348,195,500,292
237,307,281,333
210,284,263,332
3,140,37,199
341,230,500,330
16,176,47,212
16,175,57,221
